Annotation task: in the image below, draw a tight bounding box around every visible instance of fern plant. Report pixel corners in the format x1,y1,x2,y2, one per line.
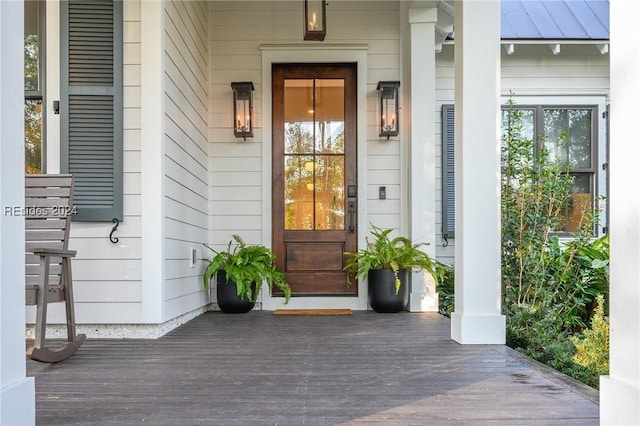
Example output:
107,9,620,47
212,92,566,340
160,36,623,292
343,225,439,294
203,235,291,303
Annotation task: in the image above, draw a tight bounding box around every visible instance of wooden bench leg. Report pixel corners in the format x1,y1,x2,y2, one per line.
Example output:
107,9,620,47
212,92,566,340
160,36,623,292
62,256,80,342
32,255,50,351
27,254,86,363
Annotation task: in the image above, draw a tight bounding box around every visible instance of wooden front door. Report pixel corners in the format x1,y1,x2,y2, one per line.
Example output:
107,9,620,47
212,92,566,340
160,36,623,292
272,63,357,296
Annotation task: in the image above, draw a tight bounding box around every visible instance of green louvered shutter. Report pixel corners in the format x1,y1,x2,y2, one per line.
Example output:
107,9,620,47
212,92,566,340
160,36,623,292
441,104,455,239
61,0,123,222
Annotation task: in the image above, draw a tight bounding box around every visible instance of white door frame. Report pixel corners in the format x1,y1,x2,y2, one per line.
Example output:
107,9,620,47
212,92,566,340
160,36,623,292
260,44,369,310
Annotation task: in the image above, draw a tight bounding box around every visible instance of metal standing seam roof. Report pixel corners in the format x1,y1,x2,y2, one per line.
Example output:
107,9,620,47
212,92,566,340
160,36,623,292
501,0,609,40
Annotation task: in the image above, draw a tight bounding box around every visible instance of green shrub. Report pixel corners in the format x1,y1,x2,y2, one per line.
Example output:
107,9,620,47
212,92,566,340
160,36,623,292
572,295,609,378
435,261,455,317
548,234,609,331
501,100,573,314
499,99,608,388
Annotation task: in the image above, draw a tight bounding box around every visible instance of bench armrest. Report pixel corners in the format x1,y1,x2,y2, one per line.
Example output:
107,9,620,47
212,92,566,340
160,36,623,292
29,248,77,257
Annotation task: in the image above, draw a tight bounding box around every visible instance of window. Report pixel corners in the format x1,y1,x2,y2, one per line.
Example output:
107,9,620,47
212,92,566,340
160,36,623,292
25,1,44,173
441,103,598,238
501,105,597,233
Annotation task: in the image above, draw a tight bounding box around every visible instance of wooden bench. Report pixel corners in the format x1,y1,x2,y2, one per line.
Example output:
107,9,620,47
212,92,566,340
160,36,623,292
25,174,85,362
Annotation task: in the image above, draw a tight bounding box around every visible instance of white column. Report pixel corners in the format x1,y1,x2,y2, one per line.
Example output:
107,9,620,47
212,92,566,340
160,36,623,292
0,1,36,424
450,0,505,344
600,1,640,423
407,7,438,312
140,0,165,322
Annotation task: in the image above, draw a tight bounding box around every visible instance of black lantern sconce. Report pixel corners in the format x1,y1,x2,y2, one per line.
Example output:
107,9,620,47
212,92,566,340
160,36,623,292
376,81,400,139
304,0,326,41
231,82,254,141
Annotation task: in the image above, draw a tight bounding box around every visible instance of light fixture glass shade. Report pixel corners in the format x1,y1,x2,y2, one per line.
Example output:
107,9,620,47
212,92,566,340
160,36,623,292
304,0,326,41
376,81,400,139
231,82,254,140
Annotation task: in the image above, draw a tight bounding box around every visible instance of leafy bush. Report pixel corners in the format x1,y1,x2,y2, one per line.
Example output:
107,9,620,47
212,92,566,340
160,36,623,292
435,261,455,316
572,295,609,380
435,99,609,388
501,100,573,313
499,99,608,388
547,234,609,331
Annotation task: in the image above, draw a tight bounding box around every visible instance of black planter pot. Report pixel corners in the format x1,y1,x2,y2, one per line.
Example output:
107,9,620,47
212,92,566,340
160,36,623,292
368,269,409,313
216,271,256,314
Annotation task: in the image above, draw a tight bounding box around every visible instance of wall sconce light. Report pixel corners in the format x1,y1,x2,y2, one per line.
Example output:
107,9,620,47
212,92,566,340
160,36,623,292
377,81,400,140
304,0,326,41
231,82,254,140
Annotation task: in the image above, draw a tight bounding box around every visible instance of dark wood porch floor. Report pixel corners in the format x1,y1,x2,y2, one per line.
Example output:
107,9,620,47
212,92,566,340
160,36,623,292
27,311,599,425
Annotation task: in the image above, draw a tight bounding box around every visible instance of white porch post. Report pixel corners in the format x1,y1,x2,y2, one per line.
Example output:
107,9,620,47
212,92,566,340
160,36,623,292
450,0,505,344
408,6,438,312
0,1,36,424
600,1,640,423
140,0,165,323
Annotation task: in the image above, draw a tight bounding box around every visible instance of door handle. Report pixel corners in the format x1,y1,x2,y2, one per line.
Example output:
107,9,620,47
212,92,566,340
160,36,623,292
348,201,356,233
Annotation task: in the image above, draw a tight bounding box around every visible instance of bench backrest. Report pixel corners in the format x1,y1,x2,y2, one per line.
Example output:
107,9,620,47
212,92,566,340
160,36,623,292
25,174,75,296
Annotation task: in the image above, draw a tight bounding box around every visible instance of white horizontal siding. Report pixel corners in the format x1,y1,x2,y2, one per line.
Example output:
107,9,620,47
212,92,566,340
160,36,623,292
211,200,262,214
165,217,208,245
211,215,263,231
75,303,143,324
368,200,401,215
211,156,262,171
210,186,263,201
163,291,209,325
74,281,142,303
28,303,143,325
163,0,209,321
208,230,264,249
69,238,141,260
72,259,141,282
70,220,141,240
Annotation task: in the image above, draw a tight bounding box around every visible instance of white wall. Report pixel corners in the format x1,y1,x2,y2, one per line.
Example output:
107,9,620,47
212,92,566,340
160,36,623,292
434,43,610,264
163,0,210,320
208,1,403,253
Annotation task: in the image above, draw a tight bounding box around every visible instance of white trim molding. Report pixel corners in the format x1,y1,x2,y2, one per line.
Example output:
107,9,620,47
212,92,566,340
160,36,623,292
259,44,369,311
